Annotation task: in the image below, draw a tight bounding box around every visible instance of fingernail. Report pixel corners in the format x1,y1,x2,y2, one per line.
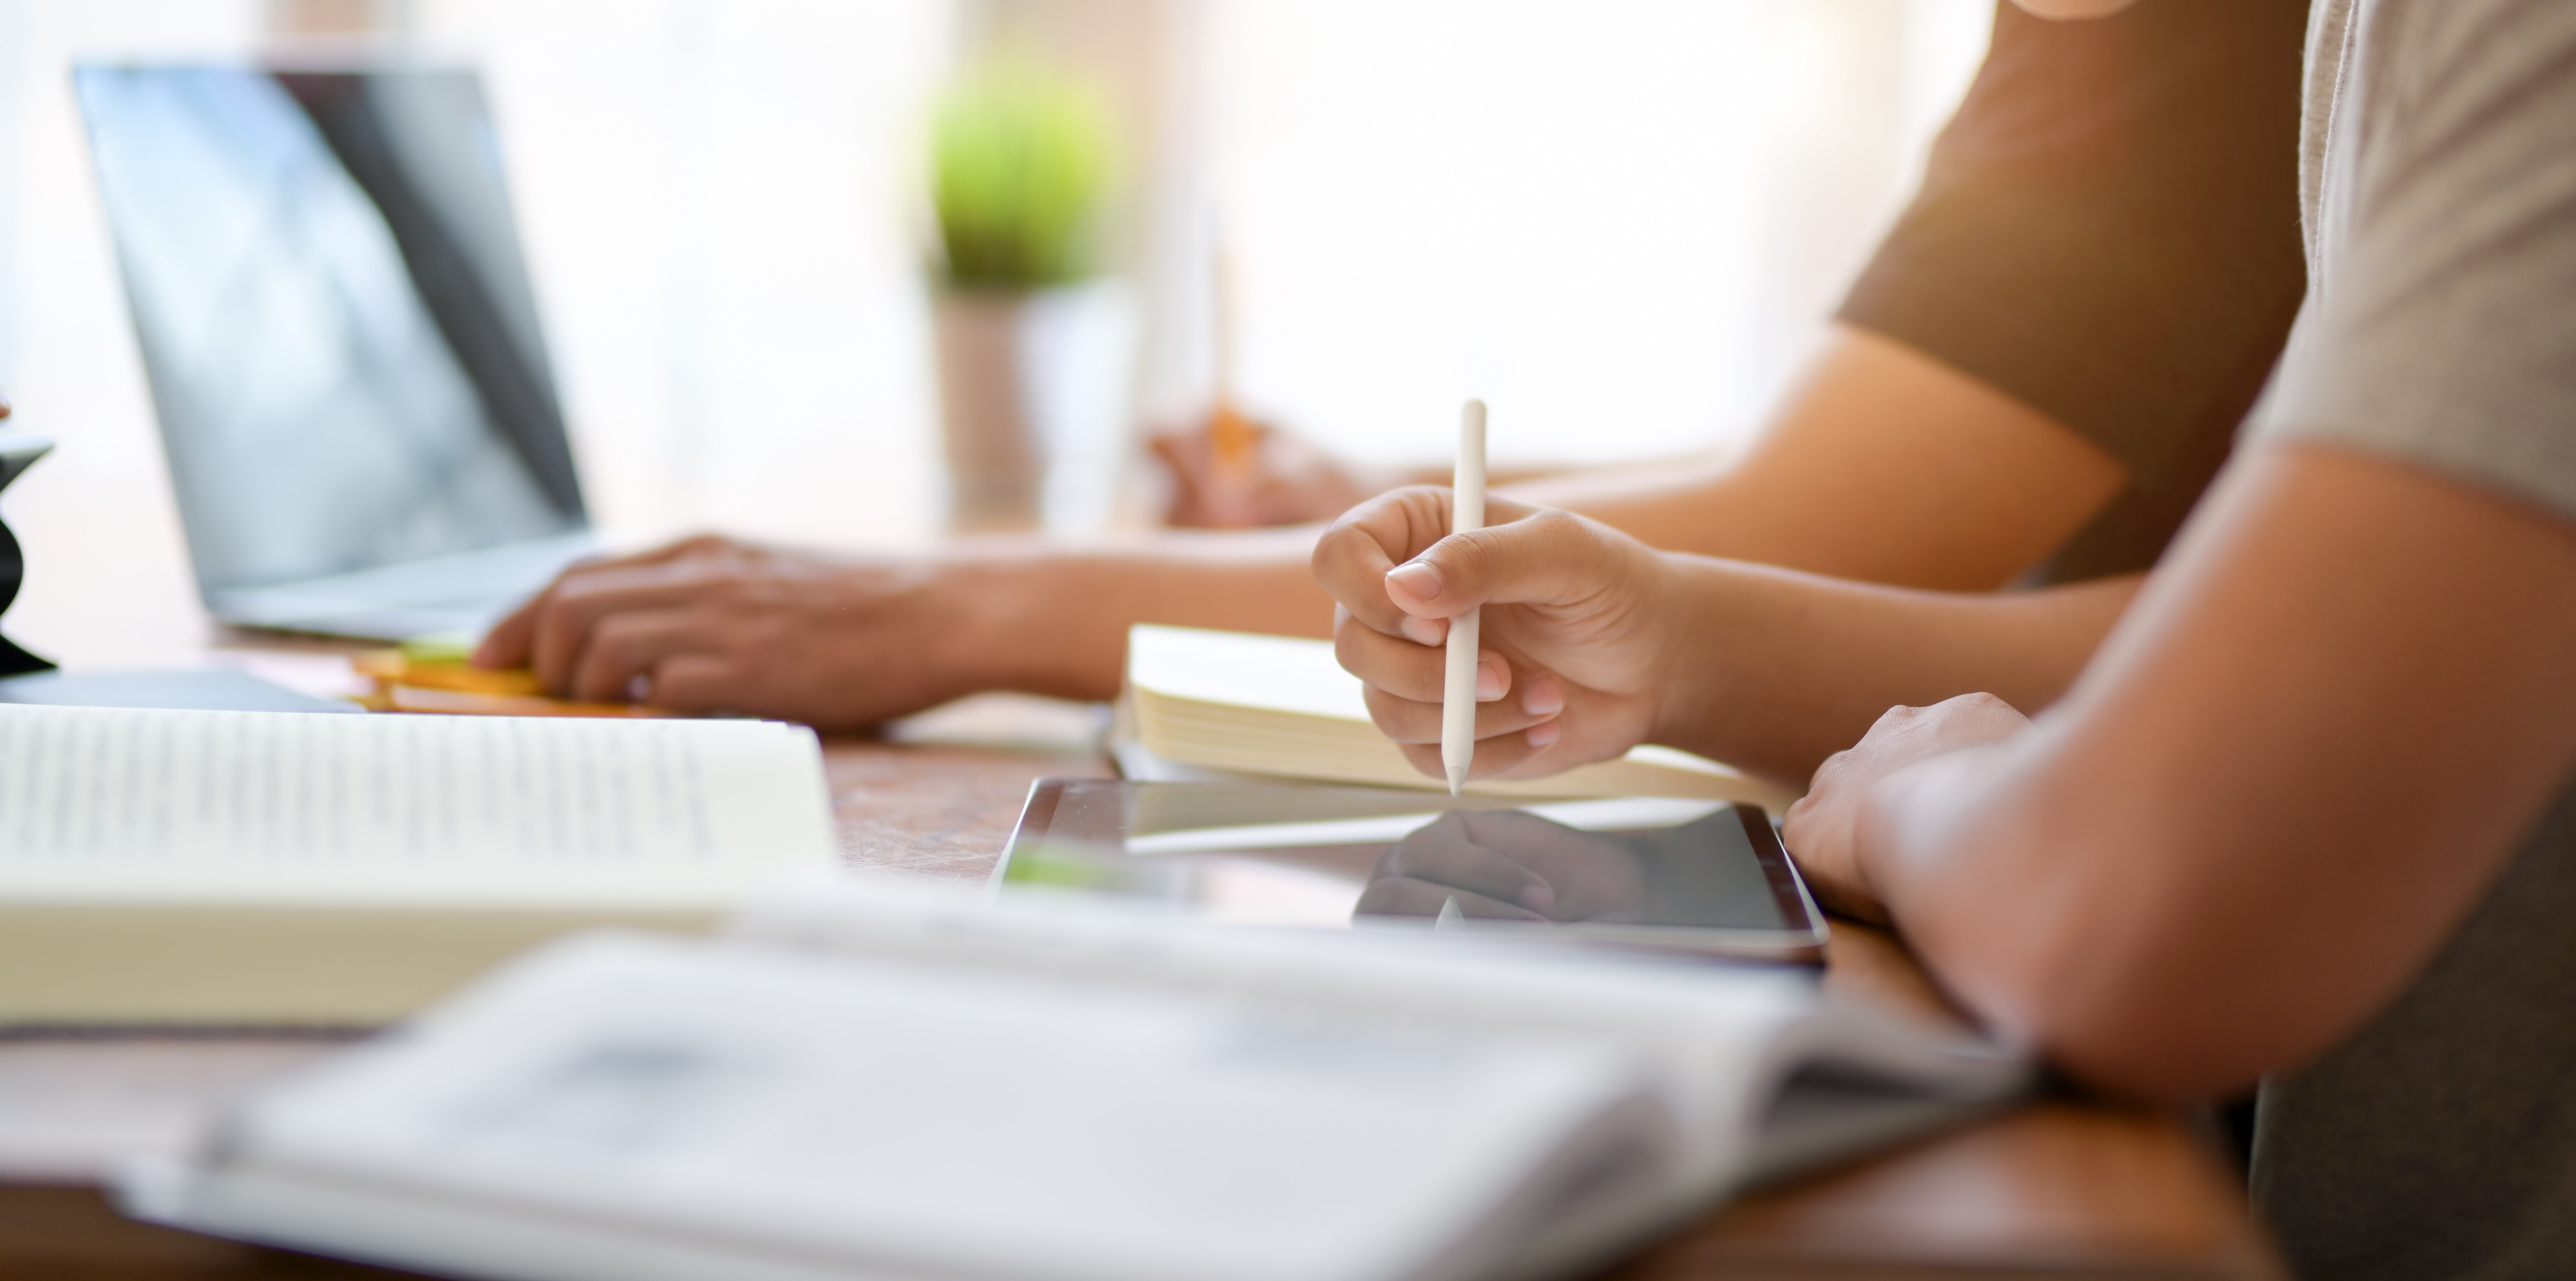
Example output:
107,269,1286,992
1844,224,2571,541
1400,615,1444,646
1522,674,1563,718
1527,720,1562,748
1475,658,1504,701
1386,561,1443,603
1518,883,1556,914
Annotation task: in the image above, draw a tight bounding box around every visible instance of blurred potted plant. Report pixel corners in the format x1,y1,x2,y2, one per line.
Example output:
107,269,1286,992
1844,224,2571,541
928,55,1130,534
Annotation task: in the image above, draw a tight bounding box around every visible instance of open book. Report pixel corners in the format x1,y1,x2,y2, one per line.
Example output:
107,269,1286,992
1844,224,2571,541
1119,625,1802,811
123,875,2026,1281
0,703,835,1025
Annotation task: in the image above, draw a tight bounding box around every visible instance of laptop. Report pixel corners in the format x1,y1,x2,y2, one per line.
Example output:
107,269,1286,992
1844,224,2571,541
75,63,592,642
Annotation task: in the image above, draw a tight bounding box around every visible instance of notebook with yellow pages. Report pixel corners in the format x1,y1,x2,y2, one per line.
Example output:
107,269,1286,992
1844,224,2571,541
1116,625,1801,811
0,704,836,1026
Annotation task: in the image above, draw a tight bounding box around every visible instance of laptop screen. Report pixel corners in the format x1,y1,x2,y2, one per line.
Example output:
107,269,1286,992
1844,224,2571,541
75,65,585,593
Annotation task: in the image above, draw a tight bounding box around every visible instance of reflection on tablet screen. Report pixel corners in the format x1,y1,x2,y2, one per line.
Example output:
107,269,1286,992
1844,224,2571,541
998,781,1821,960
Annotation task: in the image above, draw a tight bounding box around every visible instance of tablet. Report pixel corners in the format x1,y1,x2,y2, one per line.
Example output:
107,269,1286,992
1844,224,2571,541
995,779,1828,962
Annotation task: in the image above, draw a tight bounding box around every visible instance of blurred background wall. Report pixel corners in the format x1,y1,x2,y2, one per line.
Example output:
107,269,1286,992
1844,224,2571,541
0,0,1987,656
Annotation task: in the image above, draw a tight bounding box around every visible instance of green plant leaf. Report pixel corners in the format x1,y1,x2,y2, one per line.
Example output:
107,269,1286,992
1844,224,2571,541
931,57,1114,290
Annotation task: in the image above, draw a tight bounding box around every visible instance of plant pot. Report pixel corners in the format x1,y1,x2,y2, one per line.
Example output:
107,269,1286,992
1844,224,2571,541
931,281,1136,536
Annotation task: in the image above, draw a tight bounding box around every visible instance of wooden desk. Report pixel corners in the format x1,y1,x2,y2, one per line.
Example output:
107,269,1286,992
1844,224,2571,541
0,688,2283,1281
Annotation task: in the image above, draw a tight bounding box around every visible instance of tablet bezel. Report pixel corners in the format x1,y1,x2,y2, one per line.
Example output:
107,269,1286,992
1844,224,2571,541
995,779,1830,964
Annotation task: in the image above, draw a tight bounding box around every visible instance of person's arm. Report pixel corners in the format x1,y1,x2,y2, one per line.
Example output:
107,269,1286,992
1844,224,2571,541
1787,0,2576,1100
474,326,2128,726
1782,446,2576,1099
1513,328,2126,590
467,526,1327,724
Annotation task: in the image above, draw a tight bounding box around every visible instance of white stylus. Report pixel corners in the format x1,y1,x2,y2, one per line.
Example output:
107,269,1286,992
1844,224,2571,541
1441,400,1488,796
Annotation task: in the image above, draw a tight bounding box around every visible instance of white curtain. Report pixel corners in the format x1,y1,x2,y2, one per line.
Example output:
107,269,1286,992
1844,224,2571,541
1181,0,1991,467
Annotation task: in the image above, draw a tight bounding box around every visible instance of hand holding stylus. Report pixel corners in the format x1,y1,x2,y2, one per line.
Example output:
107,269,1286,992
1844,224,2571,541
1312,409,1687,786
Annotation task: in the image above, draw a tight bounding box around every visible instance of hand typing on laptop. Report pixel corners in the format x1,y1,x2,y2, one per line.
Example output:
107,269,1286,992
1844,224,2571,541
474,535,1036,724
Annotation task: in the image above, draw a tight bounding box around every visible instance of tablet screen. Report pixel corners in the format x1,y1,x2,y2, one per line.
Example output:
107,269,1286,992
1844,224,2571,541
997,780,1824,960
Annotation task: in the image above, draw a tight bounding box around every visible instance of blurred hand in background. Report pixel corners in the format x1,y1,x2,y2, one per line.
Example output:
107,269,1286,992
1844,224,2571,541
1149,411,1390,530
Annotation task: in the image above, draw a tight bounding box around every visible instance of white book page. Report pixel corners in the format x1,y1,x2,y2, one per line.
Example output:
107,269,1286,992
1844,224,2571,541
1128,625,1371,722
740,879,2028,1192
217,934,1656,1281
738,875,1821,1187
0,706,835,905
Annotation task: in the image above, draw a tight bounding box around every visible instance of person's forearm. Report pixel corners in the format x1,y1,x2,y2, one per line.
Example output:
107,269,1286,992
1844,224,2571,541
1509,327,2125,589
1838,449,2576,1098
1503,452,1750,552
963,527,1335,703
951,324,2121,718
1653,561,2142,782
1003,449,1760,703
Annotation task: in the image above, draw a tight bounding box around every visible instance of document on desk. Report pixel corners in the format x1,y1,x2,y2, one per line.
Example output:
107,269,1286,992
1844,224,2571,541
125,876,2029,1281
1117,624,1802,810
0,704,836,1025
